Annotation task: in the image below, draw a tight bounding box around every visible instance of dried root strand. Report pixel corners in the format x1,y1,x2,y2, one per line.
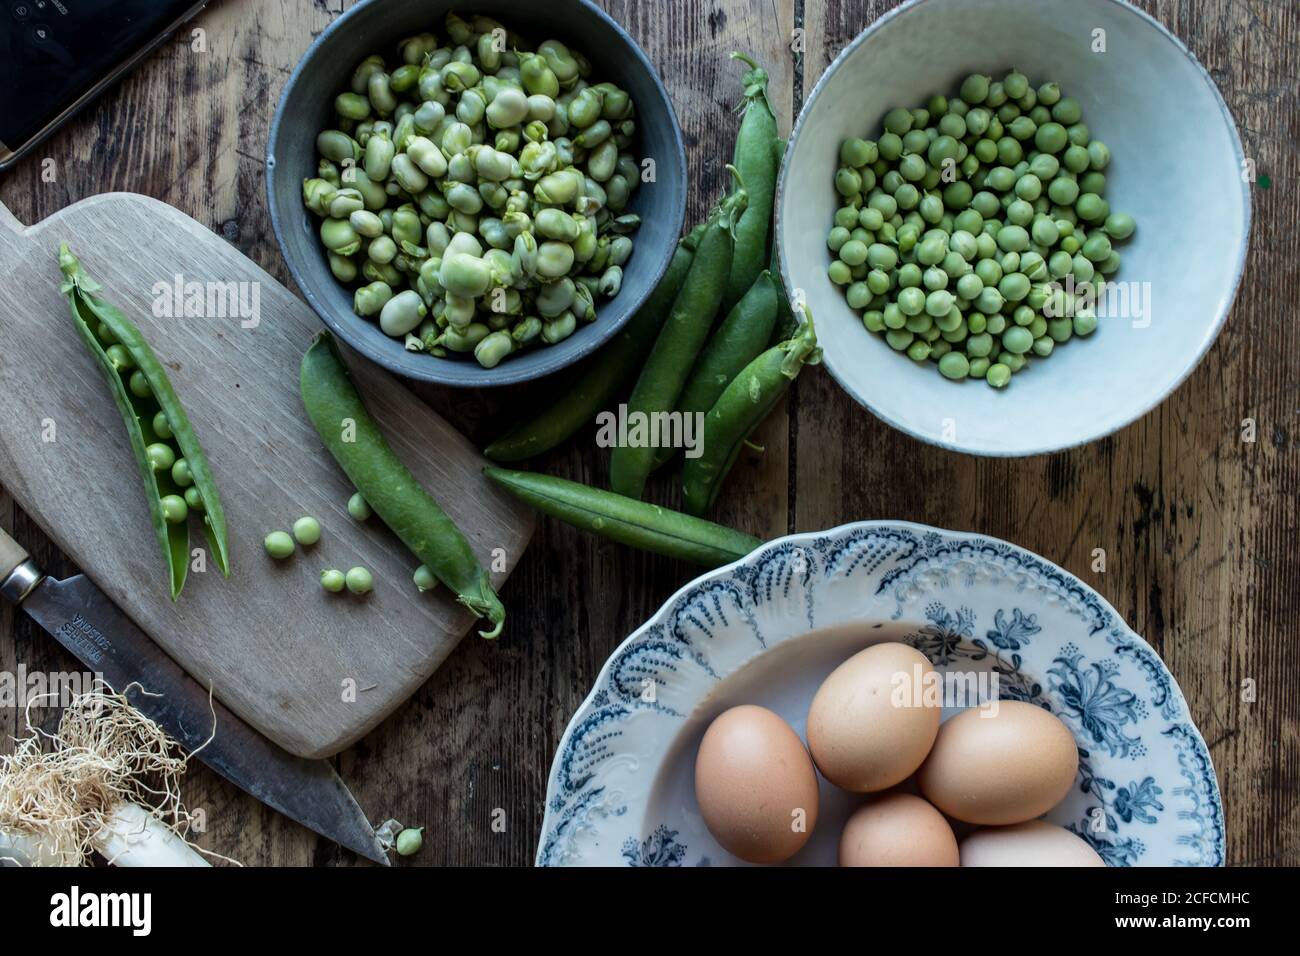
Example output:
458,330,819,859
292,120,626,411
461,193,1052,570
0,680,238,866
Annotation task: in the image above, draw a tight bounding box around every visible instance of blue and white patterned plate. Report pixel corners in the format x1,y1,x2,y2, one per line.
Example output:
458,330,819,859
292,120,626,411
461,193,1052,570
537,522,1223,867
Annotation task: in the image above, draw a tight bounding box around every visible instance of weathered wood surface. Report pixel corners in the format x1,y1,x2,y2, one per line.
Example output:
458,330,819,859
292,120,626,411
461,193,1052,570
0,0,1294,866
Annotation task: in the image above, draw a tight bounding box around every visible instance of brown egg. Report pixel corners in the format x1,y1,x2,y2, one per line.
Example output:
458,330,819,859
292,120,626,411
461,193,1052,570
694,705,820,864
807,642,941,792
960,820,1106,867
839,793,959,867
917,700,1079,825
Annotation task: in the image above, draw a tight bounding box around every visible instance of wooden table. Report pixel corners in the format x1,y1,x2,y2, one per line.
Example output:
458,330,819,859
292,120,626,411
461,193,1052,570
1,0,1294,867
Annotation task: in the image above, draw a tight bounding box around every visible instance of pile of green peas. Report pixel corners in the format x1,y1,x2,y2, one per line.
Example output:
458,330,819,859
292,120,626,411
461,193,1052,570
302,11,642,369
828,70,1136,387
103,342,206,525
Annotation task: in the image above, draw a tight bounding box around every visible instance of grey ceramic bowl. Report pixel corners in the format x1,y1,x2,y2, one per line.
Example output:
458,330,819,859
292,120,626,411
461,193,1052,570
267,0,686,387
777,0,1250,455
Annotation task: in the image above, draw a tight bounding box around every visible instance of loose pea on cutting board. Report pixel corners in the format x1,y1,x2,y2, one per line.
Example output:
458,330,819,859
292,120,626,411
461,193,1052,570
0,194,534,759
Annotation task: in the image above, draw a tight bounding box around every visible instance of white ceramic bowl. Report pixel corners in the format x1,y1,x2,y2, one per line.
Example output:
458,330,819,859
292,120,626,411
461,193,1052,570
537,522,1223,867
777,0,1250,456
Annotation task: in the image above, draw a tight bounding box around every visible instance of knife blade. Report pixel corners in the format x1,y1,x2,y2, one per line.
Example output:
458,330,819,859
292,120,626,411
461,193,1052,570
0,543,390,866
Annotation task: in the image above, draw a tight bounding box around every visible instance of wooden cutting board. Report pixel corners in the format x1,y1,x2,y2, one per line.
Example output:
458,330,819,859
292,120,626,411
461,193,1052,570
0,194,534,759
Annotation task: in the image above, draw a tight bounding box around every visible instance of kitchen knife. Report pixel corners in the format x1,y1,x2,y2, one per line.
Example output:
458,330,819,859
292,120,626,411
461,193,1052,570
0,527,390,866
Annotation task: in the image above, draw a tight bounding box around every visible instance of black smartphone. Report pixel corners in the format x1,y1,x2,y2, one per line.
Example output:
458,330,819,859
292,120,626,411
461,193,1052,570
0,0,209,170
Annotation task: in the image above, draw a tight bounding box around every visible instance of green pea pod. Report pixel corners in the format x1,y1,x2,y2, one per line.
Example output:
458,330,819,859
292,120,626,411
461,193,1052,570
483,467,761,568
681,308,820,517
58,244,230,599
671,269,779,450
483,225,706,463
767,137,801,345
610,179,748,499
299,332,505,638
721,53,780,315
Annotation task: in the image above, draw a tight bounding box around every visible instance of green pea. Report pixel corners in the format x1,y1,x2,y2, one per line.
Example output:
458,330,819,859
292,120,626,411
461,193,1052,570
905,310,934,333
1079,171,1107,195
1048,176,1080,206
1048,317,1074,342
320,569,346,593
293,516,322,546
838,239,869,267
960,74,991,103
127,370,151,398
1076,193,1107,222
347,492,372,521
996,225,1029,252
883,107,914,134
264,531,295,560
1052,97,1082,125
104,344,135,373
937,351,970,380
975,287,1005,315
866,243,898,271
856,207,884,231
925,289,955,317
841,137,878,167
986,363,1012,388
395,827,424,856
878,132,903,161
160,495,189,525
1009,116,1037,141
146,443,175,473
897,287,926,316
1073,309,1098,336
183,487,205,513
150,412,173,440
999,272,1031,301
938,111,967,139
885,328,915,351
1104,212,1136,240
1030,218,1059,247
1006,199,1035,226
166,458,192,489
1082,234,1113,262
955,273,984,301
965,331,994,358
345,567,374,594
942,181,973,210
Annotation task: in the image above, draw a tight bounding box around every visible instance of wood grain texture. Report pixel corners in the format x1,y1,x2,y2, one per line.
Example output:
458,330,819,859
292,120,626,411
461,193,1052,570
0,0,1294,866
0,193,534,759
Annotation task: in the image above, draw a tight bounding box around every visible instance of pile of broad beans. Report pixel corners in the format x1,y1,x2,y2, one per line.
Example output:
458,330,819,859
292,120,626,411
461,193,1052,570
302,12,642,369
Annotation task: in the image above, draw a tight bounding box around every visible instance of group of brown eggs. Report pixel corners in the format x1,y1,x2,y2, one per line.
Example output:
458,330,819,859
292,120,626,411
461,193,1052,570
694,641,1106,865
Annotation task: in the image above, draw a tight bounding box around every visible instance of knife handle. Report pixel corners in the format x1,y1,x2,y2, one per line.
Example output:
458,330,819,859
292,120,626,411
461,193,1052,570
0,525,41,603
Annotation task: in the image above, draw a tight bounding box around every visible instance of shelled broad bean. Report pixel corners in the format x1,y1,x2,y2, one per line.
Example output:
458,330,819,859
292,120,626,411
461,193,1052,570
302,12,642,368
829,70,1136,387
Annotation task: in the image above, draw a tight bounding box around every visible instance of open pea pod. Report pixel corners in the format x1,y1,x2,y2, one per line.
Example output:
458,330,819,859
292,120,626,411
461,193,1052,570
58,244,231,599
